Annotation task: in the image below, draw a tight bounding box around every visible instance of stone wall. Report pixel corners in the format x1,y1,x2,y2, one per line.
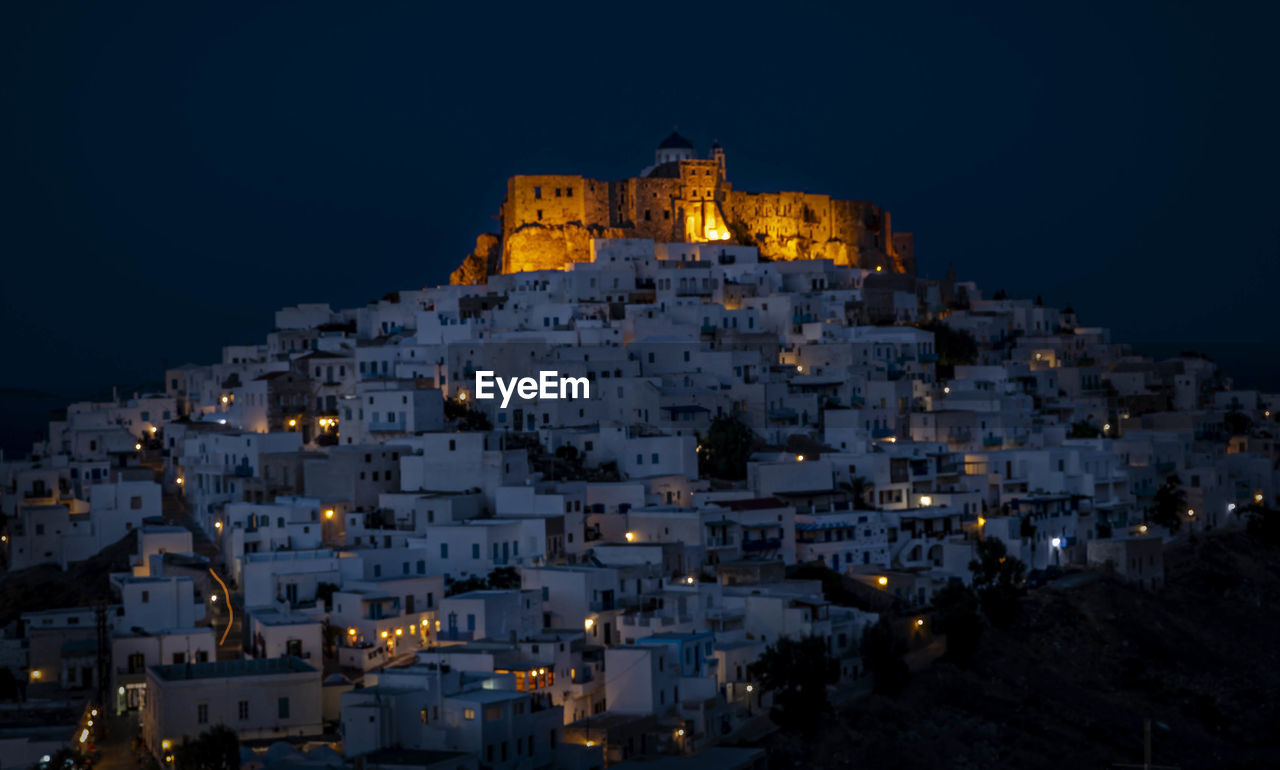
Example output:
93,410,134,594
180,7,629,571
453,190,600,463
451,161,910,283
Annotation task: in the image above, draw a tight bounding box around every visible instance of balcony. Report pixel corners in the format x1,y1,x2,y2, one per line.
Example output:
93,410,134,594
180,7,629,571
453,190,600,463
368,418,403,432
741,537,782,552
983,436,1004,448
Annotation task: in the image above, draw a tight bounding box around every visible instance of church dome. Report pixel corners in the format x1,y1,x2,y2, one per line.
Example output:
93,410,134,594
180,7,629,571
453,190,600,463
658,130,694,150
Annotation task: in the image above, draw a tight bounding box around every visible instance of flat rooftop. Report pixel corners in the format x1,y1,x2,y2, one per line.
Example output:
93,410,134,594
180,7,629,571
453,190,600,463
150,656,316,681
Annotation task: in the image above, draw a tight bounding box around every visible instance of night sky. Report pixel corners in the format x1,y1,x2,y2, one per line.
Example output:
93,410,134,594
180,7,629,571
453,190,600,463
3,1,1279,405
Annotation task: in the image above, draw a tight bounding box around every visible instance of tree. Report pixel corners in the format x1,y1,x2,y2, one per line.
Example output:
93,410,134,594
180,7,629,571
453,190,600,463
1224,411,1252,437
447,575,488,596
697,415,758,481
969,538,1025,627
1150,474,1187,533
861,617,909,695
444,398,492,431
172,726,239,770
841,476,874,510
747,635,838,733
1243,504,1280,546
1069,420,1101,439
931,582,982,665
917,321,978,379
316,581,339,611
486,566,521,590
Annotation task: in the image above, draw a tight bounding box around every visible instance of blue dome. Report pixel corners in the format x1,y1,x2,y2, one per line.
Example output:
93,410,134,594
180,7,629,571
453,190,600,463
658,130,694,150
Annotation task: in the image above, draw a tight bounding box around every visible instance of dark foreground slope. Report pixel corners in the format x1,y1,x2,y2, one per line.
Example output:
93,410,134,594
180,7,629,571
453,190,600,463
764,532,1280,769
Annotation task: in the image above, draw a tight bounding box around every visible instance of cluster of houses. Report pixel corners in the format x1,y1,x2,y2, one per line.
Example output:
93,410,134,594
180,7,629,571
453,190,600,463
1,236,1276,770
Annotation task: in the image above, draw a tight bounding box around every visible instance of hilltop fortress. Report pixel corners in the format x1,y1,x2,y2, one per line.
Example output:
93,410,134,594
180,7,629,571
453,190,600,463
450,132,915,283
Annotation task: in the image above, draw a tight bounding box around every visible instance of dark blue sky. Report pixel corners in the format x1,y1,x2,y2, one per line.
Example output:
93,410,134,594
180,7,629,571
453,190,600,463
3,1,1278,397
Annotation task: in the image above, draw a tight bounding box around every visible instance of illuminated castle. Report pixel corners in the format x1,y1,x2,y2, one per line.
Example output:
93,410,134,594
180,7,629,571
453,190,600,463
450,131,914,283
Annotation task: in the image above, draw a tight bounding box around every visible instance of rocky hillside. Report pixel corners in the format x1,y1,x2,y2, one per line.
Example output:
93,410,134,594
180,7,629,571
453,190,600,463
760,531,1280,769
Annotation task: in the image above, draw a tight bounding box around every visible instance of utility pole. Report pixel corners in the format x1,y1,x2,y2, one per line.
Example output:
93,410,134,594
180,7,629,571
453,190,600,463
1113,718,1179,770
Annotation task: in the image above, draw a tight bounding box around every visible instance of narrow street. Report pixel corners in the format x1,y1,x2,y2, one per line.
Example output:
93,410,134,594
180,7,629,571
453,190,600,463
92,712,144,770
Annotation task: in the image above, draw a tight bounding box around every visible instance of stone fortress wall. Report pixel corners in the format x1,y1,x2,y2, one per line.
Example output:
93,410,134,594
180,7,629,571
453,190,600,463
451,133,913,284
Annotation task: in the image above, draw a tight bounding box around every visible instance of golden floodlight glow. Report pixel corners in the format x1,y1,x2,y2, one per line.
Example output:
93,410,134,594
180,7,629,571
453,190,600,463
1187,509,1195,517
221,395,229,404
458,392,467,401
380,630,389,638
1139,524,1148,533
977,516,986,527
796,454,805,462
795,364,804,372
875,265,883,272
288,418,297,427
135,443,142,451
214,521,222,529
920,495,932,507
584,618,594,630
877,576,888,586
150,426,157,433
1256,493,1265,503
625,532,635,542
395,628,403,636
916,618,925,627
325,509,335,519
176,477,184,485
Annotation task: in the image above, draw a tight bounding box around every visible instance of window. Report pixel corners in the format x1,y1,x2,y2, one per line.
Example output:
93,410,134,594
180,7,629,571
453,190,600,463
441,543,449,558
197,704,208,724
238,700,249,720
472,543,480,559
464,708,476,720
485,705,503,721
278,697,290,719
130,496,142,510
533,186,541,199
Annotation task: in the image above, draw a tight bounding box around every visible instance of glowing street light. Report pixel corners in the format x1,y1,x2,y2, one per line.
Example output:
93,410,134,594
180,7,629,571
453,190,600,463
584,618,595,630
920,495,933,507
1051,537,1061,548
625,532,635,542
325,509,335,519
796,454,805,462
877,576,888,586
